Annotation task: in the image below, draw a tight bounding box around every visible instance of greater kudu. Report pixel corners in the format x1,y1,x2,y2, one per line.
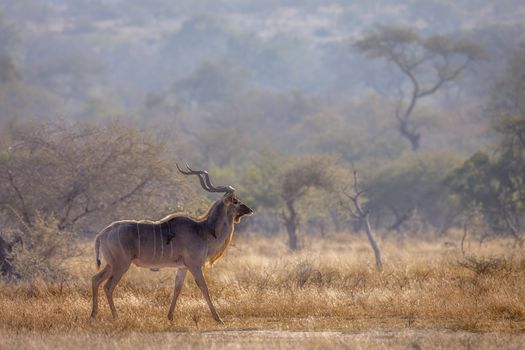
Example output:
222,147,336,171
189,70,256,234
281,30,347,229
90,164,253,323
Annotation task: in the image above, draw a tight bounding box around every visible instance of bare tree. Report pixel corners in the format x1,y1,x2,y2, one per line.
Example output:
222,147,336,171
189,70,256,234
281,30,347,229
0,120,192,233
340,171,383,271
354,25,485,150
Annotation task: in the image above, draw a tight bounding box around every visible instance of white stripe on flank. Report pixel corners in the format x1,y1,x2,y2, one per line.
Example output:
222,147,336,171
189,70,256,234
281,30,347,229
117,223,124,255
160,223,164,260
137,223,141,259
106,226,115,255
169,223,174,260
153,224,156,260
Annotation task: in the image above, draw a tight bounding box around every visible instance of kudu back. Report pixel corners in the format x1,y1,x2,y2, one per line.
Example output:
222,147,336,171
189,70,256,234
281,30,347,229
91,164,253,323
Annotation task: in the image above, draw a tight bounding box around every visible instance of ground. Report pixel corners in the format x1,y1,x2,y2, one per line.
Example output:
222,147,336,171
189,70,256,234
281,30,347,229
2,329,525,350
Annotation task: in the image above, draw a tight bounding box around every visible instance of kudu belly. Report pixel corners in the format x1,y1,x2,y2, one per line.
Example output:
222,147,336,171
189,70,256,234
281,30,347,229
129,221,185,268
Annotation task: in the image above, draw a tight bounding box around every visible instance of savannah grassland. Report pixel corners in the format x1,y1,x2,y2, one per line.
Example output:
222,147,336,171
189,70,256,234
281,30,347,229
1,233,525,349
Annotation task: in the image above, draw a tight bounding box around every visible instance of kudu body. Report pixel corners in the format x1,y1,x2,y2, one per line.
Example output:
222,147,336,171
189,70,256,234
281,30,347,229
90,165,253,323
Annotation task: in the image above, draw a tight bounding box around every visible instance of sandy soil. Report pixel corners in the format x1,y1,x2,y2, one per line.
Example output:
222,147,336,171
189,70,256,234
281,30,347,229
1,329,524,350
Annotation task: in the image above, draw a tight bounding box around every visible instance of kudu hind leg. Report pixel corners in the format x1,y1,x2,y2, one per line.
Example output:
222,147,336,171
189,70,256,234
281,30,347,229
167,268,188,321
190,266,223,324
103,263,130,319
91,264,111,318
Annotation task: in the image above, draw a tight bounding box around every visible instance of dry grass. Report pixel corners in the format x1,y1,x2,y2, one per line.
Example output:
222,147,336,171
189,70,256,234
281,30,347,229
1,232,525,348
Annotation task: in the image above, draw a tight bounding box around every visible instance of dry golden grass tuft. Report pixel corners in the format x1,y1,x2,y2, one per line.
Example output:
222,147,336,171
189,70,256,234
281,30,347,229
1,232,524,348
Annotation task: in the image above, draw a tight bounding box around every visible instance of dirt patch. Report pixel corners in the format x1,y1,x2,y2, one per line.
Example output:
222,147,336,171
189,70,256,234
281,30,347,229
1,329,524,350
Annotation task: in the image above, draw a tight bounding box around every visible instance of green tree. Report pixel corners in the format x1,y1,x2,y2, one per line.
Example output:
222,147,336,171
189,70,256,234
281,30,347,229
237,150,284,233
446,152,524,242
365,151,463,232
447,47,525,242
280,156,333,250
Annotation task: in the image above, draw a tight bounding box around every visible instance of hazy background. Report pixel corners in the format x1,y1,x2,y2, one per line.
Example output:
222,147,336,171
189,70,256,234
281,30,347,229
1,0,525,265
2,1,524,137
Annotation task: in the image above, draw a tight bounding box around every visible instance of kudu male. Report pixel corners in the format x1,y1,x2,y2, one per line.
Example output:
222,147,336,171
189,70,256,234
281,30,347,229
90,164,253,323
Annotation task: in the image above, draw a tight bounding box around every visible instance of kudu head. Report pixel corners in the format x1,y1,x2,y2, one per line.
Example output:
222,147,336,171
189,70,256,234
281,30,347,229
177,163,253,223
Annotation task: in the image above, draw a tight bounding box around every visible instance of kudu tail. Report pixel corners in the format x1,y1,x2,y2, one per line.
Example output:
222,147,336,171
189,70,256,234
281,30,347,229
95,235,101,270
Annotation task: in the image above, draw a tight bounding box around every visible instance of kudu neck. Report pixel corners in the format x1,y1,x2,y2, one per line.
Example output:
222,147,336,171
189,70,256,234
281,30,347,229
205,200,234,238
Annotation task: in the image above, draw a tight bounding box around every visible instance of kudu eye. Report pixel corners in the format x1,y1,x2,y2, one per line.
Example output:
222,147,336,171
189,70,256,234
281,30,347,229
232,199,239,205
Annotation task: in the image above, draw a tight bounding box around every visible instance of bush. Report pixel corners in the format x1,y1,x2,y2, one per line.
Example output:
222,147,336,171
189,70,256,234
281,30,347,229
10,214,77,280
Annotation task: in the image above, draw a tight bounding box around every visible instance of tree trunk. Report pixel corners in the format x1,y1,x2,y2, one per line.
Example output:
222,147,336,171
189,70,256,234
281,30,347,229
0,236,14,277
399,119,420,151
320,221,326,238
344,170,384,271
363,213,383,271
388,210,411,231
284,200,299,250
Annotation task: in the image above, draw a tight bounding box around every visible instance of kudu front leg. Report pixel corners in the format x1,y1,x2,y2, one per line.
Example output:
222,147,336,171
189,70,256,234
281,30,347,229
190,266,224,324
168,268,187,321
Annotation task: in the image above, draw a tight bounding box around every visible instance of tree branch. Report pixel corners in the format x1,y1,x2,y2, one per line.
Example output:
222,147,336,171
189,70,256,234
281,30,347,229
64,177,151,228
6,170,31,225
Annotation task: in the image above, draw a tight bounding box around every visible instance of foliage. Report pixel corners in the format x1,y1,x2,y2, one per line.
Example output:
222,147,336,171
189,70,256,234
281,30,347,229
364,151,463,231
298,109,406,164
9,214,76,280
239,150,283,210
0,120,193,233
446,152,524,240
446,47,525,241
280,156,333,201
